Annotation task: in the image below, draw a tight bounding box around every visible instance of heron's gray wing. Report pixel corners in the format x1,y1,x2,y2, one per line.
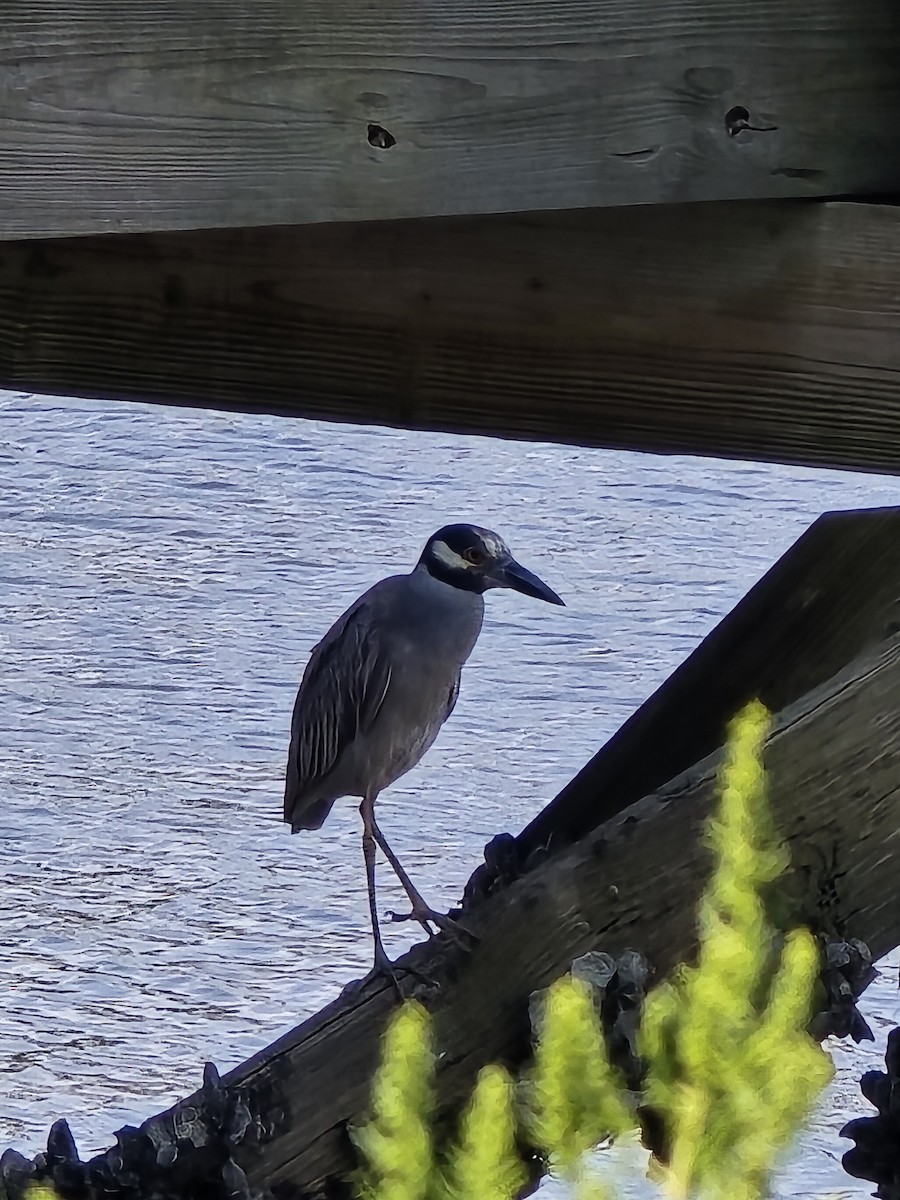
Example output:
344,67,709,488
284,602,392,824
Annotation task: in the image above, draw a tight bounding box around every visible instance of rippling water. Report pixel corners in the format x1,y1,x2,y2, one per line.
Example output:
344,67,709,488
2,392,899,1196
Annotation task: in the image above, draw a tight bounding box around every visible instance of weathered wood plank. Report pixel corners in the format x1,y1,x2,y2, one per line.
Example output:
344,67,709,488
5,200,900,472
1,0,900,238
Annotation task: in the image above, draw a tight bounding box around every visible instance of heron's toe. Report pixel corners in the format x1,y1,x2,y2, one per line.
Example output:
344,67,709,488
432,910,479,946
347,947,438,1000
351,950,405,999
388,905,478,948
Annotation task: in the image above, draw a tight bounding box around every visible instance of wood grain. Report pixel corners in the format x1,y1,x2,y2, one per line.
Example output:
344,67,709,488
0,0,900,238
67,626,900,1195
4,200,900,472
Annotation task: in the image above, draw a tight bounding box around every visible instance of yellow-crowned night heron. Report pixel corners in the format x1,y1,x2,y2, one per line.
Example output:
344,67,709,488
284,523,564,982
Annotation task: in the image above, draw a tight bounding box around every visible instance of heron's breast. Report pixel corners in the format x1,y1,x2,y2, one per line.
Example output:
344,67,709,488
360,655,460,786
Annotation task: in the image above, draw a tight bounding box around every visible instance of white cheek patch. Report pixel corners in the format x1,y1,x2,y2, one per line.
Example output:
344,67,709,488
432,540,471,571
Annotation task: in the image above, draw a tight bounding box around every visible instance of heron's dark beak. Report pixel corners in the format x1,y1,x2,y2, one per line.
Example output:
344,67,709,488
498,558,565,606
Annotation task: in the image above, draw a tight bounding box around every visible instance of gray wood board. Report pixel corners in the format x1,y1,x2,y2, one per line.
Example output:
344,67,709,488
1,0,900,237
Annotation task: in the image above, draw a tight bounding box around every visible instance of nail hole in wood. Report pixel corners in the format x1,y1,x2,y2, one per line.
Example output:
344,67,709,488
367,124,396,149
725,106,778,137
724,106,751,136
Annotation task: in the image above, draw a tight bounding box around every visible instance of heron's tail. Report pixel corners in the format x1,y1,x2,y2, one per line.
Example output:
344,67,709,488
286,793,335,833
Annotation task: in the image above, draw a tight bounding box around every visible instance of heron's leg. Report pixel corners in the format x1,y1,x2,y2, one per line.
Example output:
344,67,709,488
359,795,401,990
370,820,434,920
371,819,477,945
353,796,436,997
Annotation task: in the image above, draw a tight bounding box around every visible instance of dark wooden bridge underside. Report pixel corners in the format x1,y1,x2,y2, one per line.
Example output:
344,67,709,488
0,0,899,473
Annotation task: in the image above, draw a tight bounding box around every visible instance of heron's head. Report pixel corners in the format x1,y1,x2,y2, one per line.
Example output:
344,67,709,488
418,523,564,605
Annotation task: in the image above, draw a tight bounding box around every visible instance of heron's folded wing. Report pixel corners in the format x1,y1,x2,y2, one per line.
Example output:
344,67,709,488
284,604,392,818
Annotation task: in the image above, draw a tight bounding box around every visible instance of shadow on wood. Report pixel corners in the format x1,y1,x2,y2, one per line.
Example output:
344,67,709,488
4,507,900,1199
5,202,900,473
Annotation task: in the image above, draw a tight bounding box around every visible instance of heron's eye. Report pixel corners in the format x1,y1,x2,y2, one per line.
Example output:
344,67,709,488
463,546,486,566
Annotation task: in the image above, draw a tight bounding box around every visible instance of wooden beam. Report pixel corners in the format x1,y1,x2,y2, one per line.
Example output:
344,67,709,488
0,0,900,239
4,201,900,472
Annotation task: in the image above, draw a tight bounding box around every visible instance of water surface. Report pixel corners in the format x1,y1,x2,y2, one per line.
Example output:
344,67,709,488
1,393,897,1196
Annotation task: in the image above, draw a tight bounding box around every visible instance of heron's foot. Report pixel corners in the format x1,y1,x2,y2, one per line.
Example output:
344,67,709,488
356,957,405,1000
388,905,478,947
352,946,435,999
